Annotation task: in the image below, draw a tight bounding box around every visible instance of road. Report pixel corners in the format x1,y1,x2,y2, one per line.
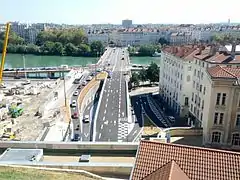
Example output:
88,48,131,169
95,48,130,142
70,71,89,141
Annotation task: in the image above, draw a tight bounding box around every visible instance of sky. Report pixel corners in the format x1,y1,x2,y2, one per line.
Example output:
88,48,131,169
1,0,240,24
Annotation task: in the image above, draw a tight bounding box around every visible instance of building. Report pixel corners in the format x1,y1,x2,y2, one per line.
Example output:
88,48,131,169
87,30,109,45
130,140,240,180
169,32,192,45
160,44,240,150
122,19,133,28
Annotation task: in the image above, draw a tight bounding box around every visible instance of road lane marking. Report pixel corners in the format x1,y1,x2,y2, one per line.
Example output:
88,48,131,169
118,114,120,118
103,116,105,121
101,124,103,129
99,133,101,139
105,104,108,108
104,110,106,114
109,129,111,132
87,106,90,110
122,112,125,117
106,98,108,102
132,130,137,136
104,121,108,125
107,94,109,97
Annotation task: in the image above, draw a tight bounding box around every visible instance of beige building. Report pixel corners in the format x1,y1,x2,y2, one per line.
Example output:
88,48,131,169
159,44,240,150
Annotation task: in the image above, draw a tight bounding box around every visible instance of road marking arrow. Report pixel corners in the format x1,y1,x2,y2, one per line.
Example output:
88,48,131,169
84,133,88,137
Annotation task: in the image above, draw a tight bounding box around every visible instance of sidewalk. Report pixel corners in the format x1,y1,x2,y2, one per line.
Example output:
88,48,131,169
129,86,159,96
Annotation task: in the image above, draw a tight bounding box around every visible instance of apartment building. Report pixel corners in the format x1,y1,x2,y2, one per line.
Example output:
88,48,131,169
169,32,192,45
160,44,240,149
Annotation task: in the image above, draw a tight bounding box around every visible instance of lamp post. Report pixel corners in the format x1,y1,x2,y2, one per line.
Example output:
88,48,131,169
62,67,67,107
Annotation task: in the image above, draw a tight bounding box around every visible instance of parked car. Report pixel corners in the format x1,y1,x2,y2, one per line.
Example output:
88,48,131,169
86,76,92,81
72,112,79,119
73,91,79,96
73,78,80,84
21,80,31,85
71,100,77,107
82,81,87,86
83,115,89,123
77,85,81,89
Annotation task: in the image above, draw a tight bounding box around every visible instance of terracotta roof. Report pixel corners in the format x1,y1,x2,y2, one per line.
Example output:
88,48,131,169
131,140,240,180
207,65,240,79
143,160,190,180
162,46,198,59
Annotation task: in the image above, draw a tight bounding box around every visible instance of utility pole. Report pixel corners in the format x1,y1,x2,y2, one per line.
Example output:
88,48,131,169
22,54,27,79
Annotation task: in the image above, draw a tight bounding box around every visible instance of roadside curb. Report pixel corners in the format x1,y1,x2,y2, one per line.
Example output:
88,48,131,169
92,74,108,142
125,80,132,124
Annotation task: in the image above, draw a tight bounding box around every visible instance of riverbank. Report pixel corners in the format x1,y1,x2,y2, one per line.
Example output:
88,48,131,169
3,54,160,68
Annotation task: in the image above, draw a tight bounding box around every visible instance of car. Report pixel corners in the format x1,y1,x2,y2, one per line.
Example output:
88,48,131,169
21,80,31,85
72,133,80,141
73,78,80,84
77,85,81,89
108,63,110,66
82,81,87,86
86,76,92,81
83,115,89,123
72,112,79,119
73,91,79,96
121,57,124,60
71,100,77,107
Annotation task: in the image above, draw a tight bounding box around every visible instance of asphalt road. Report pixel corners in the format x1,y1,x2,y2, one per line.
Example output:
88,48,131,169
70,71,89,141
95,48,129,142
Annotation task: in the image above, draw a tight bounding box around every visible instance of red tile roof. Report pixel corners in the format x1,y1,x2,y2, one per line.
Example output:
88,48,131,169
207,65,240,79
131,140,240,180
162,46,198,60
143,160,190,180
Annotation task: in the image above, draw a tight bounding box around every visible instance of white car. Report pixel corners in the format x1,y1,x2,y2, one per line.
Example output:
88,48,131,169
22,80,31,85
83,115,89,123
86,76,92,81
71,100,77,107
73,91,79,96
82,81,87,86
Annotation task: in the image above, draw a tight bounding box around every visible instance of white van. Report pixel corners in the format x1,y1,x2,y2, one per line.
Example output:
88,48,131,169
83,115,89,123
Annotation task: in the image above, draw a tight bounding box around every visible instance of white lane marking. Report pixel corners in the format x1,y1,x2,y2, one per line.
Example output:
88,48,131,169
99,133,101,139
109,129,111,133
84,133,88,137
112,112,114,116
87,106,90,110
118,109,120,113
118,114,120,118
106,98,108,102
107,94,109,97
122,112,124,117
104,121,108,125
132,130,137,136
119,104,121,109
105,103,108,108
103,116,105,121
116,90,118,93
104,110,106,114
101,124,103,129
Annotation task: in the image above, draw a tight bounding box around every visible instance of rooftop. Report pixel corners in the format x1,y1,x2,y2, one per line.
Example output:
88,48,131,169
131,140,240,180
207,65,240,79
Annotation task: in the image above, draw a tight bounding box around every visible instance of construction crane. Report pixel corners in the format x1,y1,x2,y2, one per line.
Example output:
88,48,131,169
0,22,11,84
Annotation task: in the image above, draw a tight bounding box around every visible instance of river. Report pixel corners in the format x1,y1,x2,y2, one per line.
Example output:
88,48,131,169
3,54,160,68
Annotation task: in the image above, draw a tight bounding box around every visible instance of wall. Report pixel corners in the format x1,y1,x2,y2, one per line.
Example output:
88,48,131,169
166,127,203,136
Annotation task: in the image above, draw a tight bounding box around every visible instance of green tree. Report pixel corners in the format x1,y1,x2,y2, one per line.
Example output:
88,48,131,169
138,45,155,56
53,42,64,55
78,44,91,55
7,44,17,53
158,37,169,45
130,72,140,87
16,45,27,53
65,43,78,56
41,41,55,54
139,68,148,82
36,31,57,46
72,30,87,45
90,41,104,55
146,62,159,84
26,44,40,54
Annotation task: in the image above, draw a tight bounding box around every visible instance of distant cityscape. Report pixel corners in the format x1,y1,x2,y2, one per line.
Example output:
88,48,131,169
1,19,240,46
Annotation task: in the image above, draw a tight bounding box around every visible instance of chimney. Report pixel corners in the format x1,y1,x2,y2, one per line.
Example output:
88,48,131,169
209,44,217,56
231,43,236,60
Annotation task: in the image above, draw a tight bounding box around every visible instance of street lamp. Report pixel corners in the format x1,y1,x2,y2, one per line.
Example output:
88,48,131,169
62,67,67,107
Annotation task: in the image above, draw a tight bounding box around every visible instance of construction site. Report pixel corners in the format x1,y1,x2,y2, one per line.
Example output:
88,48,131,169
0,23,75,141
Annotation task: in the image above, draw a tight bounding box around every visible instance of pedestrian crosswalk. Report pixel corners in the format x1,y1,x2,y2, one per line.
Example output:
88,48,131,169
117,121,129,142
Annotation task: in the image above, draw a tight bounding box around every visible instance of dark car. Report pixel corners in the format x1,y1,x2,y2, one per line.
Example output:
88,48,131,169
72,112,79,119
77,85,81,89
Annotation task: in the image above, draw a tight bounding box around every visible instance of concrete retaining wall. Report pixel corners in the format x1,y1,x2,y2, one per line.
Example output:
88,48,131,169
0,141,139,150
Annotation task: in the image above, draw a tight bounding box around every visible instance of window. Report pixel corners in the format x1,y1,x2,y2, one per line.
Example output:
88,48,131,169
201,72,204,80
203,87,206,95
197,71,200,77
202,100,204,110
200,112,203,121
180,74,182,80
222,93,226,105
195,94,197,103
216,93,221,105
236,114,240,126
202,62,205,67
214,113,218,124
200,85,202,92
193,81,195,88
219,113,224,124
212,132,221,143
191,104,193,111
188,66,191,71
194,69,196,76
180,85,182,90
192,92,194,101
232,133,240,146
187,75,190,82
185,97,189,106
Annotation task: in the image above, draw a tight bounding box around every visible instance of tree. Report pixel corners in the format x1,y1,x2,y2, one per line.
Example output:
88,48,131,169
90,41,104,55
138,45,155,56
146,62,159,84
78,44,91,55
158,37,169,45
26,44,40,54
138,68,148,82
130,72,140,87
41,41,55,54
53,42,64,55
65,43,78,56
16,45,27,53
36,31,57,46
